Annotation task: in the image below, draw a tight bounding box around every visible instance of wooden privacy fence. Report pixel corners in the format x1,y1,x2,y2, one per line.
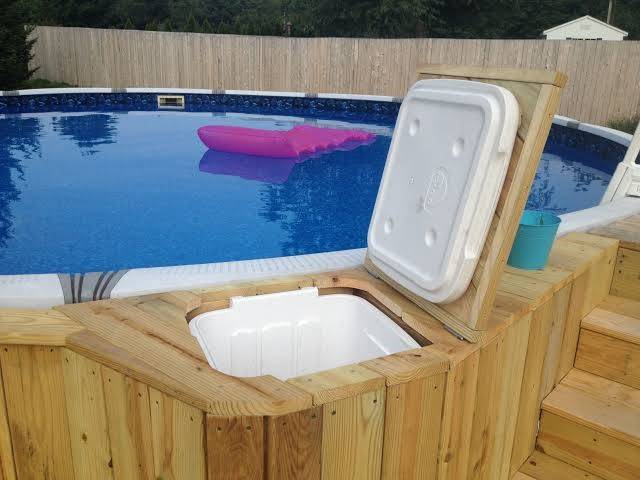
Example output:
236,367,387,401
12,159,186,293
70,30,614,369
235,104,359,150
31,25,640,125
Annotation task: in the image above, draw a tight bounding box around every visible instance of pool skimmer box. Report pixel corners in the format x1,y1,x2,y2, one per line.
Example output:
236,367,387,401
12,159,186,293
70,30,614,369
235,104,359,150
157,95,185,109
190,79,520,379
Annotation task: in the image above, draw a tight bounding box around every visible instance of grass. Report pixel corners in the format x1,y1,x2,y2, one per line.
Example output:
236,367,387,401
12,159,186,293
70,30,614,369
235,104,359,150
18,78,76,89
607,115,639,134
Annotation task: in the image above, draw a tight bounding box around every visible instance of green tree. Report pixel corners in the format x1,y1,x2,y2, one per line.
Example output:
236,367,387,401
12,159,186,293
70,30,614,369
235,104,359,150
185,13,201,32
15,0,640,39
50,0,118,28
290,0,444,38
114,0,169,31
201,18,215,33
123,16,136,29
0,0,37,90
161,19,174,31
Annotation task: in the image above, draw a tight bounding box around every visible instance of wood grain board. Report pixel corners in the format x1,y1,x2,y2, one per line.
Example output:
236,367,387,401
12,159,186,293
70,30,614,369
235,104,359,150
0,358,15,480
149,387,207,480
542,369,640,447
62,349,114,479
380,373,445,479
599,295,640,322
538,283,573,400
0,308,83,346
611,248,640,301
287,364,385,405
206,415,264,480
0,344,210,480
510,299,557,475
590,215,640,252
537,411,640,480
321,388,385,480
266,408,322,480
575,279,640,390
576,327,640,389
101,367,155,479
0,346,74,479
519,450,605,480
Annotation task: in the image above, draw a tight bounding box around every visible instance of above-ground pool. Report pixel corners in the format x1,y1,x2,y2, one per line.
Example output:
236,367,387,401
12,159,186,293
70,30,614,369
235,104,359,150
0,91,624,276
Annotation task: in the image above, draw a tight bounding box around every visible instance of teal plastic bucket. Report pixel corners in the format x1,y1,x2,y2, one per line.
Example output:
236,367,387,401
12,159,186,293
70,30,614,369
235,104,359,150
507,210,561,270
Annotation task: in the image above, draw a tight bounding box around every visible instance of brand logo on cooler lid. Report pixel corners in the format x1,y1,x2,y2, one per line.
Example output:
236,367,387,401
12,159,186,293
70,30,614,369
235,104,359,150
424,167,448,209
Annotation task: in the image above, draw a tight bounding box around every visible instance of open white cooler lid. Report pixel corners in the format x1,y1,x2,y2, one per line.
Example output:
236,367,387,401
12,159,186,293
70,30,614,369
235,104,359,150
367,79,519,303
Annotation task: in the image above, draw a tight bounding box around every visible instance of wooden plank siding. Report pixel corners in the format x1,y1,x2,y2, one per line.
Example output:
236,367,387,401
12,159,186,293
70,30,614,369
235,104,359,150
0,226,618,480
0,346,74,479
0,231,615,479
320,388,386,480
29,26,640,125
101,367,155,479
206,416,265,480
266,408,323,480
0,352,16,480
149,387,207,480
0,345,207,480
611,248,640,302
380,373,446,479
537,410,640,480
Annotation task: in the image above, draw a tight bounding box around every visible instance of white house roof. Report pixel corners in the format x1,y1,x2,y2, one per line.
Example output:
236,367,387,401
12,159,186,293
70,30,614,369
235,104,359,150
543,15,628,36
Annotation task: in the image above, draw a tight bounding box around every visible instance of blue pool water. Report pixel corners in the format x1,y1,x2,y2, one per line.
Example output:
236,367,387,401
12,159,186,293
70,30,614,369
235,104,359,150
0,108,616,275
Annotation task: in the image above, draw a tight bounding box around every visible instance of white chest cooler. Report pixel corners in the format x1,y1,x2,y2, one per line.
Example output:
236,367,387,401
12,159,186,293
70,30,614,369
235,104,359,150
190,79,519,380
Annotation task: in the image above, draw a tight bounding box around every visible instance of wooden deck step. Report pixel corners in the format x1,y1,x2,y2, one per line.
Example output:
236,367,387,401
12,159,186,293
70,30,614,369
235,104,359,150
538,369,640,480
575,296,640,388
512,473,536,480
519,450,604,479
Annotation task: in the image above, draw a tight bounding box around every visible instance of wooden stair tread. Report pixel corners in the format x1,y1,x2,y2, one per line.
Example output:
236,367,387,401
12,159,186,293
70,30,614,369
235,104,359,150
512,473,536,480
542,369,640,447
590,214,640,252
520,450,605,480
582,298,640,346
599,295,640,322
576,298,640,389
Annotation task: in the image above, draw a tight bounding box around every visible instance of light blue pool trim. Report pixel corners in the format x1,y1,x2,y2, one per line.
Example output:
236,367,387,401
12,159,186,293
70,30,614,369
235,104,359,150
0,88,638,309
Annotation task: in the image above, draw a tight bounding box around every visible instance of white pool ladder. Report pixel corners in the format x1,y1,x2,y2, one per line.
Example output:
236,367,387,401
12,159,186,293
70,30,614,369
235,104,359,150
601,120,640,203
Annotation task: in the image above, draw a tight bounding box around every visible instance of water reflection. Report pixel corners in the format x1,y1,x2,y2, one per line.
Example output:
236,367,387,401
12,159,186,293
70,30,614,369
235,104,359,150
0,116,42,247
527,154,561,213
52,114,118,156
527,149,612,215
199,150,298,184
258,138,390,255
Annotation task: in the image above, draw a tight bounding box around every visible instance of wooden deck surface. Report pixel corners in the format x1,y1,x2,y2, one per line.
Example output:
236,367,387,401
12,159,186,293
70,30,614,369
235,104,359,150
0,222,626,479
0,216,634,479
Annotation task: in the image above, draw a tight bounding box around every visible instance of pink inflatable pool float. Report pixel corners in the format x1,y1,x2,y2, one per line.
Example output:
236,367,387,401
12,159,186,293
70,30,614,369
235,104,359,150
197,125,375,159
199,150,296,184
